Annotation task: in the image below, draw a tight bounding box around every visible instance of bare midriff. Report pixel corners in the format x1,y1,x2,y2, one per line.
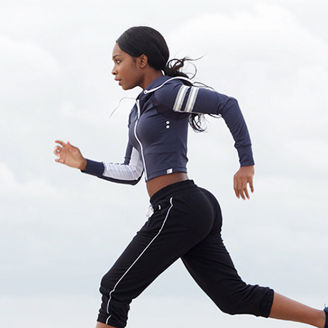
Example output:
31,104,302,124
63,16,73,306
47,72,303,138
146,172,189,198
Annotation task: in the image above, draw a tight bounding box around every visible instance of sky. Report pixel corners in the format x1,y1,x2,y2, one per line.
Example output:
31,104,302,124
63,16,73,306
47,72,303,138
0,0,327,327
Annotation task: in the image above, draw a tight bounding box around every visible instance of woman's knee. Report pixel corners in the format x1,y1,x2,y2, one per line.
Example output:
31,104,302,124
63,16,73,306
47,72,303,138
100,271,115,291
214,283,274,317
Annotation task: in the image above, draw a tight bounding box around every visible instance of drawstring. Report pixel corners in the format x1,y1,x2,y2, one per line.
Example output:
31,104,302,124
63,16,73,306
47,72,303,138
146,204,154,218
146,204,162,218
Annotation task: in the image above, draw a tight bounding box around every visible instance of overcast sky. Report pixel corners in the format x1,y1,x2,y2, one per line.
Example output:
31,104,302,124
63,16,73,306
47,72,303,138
1,0,327,327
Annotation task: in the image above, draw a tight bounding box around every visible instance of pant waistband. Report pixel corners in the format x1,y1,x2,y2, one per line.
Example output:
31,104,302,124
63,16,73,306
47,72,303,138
150,179,197,206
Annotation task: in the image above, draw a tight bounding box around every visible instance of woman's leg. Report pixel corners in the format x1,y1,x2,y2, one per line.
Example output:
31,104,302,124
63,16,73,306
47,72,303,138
96,199,184,327
181,187,326,327
269,293,326,327
94,295,327,328
97,184,216,328
96,323,115,328
181,228,274,317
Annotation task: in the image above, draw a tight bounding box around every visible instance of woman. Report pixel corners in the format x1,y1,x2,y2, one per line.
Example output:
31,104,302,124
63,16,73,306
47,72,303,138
54,26,327,328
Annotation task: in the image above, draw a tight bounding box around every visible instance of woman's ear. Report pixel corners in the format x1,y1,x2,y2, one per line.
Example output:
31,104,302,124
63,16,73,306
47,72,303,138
137,54,148,68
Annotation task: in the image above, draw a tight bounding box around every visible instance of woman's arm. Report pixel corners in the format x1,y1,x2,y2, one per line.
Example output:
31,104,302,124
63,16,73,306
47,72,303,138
54,140,143,185
154,83,255,199
154,83,254,167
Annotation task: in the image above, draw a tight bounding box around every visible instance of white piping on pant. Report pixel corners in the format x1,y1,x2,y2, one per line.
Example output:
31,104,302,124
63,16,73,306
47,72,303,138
105,197,174,325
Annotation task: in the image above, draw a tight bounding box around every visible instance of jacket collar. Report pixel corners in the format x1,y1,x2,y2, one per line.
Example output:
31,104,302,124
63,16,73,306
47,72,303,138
137,75,170,100
144,75,171,92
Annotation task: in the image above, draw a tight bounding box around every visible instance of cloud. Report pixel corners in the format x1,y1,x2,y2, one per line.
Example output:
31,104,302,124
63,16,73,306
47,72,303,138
168,4,328,64
0,162,55,196
0,36,60,102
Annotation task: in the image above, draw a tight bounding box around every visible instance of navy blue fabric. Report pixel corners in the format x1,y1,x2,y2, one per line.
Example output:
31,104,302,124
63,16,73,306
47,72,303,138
151,77,254,166
81,75,255,184
83,159,105,176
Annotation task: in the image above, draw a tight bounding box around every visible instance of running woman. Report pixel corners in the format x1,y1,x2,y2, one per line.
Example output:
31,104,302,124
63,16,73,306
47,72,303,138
54,26,327,328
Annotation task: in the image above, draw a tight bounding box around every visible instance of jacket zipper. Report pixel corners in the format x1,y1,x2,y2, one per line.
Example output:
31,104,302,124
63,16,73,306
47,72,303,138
134,99,148,180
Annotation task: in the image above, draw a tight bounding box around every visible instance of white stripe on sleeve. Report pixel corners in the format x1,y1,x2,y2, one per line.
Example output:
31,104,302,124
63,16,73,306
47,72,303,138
103,147,143,181
184,87,199,112
172,85,189,112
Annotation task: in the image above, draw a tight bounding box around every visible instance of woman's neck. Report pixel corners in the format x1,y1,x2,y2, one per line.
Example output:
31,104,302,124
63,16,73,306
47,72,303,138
140,69,163,90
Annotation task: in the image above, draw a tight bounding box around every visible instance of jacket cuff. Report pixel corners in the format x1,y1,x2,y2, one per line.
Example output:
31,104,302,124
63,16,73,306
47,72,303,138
237,146,255,166
80,159,105,176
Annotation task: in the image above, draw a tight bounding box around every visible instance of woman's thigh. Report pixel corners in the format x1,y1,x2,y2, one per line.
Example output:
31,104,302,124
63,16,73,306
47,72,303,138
181,189,273,317
98,189,217,326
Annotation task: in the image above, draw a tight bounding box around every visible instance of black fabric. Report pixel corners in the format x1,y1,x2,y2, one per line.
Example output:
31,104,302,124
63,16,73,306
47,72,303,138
97,180,274,327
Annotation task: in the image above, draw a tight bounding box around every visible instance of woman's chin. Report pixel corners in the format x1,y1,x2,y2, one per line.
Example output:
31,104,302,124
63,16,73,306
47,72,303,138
121,84,135,91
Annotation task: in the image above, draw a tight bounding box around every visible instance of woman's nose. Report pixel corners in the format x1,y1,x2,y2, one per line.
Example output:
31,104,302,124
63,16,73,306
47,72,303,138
112,66,117,75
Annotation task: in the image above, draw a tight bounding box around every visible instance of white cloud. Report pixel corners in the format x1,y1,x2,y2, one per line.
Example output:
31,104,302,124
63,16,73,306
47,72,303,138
169,4,328,64
0,162,55,196
0,36,60,100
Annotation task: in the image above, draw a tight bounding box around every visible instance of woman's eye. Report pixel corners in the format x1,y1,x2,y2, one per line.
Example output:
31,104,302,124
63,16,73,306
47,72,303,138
115,59,121,64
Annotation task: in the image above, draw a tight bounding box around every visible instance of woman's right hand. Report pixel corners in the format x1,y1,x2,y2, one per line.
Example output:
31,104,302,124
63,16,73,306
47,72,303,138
54,140,87,170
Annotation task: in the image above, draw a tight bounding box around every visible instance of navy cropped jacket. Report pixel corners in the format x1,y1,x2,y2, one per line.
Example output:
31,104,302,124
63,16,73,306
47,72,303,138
82,75,254,185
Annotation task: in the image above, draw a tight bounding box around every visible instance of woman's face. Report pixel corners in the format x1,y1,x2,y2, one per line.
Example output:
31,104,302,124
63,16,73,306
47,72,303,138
111,43,142,90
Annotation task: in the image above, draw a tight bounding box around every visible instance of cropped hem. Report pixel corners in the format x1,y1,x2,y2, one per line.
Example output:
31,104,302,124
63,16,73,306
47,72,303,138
146,167,187,182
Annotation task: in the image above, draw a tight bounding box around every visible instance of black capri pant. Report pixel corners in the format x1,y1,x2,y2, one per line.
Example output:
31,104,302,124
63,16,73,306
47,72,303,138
98,179,274,327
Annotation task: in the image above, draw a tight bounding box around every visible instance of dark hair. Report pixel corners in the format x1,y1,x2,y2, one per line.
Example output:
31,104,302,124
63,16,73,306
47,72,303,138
117,26,206,132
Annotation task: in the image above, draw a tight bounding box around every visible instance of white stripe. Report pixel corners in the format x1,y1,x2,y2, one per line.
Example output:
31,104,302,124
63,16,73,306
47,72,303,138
105,197,174,324
103,147,143,181
172,85,189,112
134,100,148,180
184,87,199,112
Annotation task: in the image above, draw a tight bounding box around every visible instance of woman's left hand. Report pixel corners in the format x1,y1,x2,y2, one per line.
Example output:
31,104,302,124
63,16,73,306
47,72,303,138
233,165,255,200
